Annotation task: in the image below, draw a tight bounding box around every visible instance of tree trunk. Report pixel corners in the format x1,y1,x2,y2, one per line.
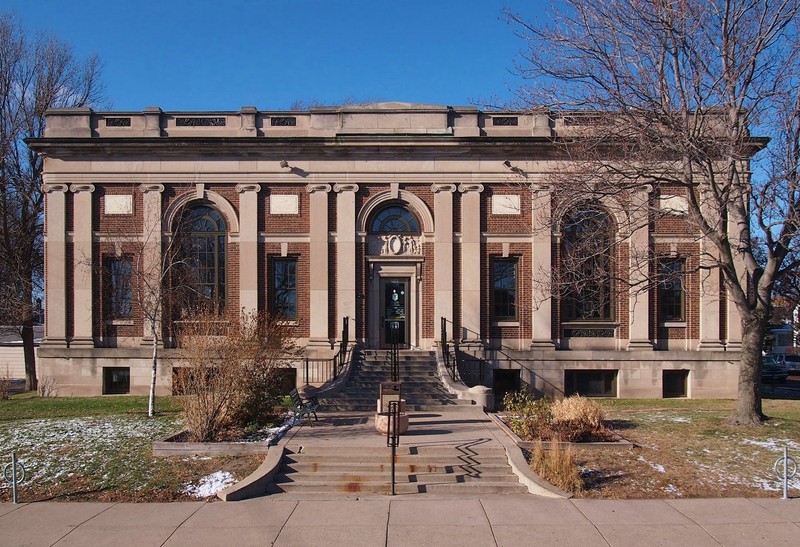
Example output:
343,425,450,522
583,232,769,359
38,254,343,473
729,311,768,425
148,320,158,417
21,318,37,392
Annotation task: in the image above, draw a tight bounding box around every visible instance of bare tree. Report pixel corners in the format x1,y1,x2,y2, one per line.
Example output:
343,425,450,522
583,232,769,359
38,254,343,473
505,0,800,424
0,12,102,391
170,309,298,442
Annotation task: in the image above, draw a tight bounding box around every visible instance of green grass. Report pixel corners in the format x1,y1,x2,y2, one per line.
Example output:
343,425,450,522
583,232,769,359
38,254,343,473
0,394,183,422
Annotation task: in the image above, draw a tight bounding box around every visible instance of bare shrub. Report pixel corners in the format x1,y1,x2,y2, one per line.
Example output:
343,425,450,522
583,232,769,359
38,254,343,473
171,310,298,442
37,376,59,398
503,392,609,442
502,391,552,440
529,438,583,494
0,365,11,400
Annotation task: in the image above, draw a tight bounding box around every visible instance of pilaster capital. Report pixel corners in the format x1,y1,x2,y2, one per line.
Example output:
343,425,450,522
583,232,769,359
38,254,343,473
236,183,262,193
530,183,551,196
41,183,69,194
69,184,95,194
458,183,485,194
333,183,359,193
306,183,332,194
139,183,165,194
430,183,457,194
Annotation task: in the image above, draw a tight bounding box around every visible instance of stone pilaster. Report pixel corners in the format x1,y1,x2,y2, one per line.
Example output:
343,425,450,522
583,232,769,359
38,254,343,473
334,184,359,337
628,187,653,349
531,186,554,348
237,184,261,315
70,184,95,347
432,183,457,342
41,183,69,347
139,184,164,343
458,183,484,345
307,183,331,346
699,243,724,350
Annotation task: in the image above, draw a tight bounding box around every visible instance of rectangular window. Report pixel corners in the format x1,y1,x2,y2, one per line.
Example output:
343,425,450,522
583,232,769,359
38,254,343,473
491,258,518,321
564,370,617,397
271,257,297,319
658,258,685,322
107,256,133,319
103,367,130,394
663,370,689,398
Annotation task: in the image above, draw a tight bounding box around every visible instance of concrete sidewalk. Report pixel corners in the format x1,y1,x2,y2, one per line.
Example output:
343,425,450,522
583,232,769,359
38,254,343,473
1,496,799,546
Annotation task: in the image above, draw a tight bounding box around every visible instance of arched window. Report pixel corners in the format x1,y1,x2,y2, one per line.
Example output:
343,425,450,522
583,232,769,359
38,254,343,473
369,204,420,234
560,204,614,321
175,205,227,314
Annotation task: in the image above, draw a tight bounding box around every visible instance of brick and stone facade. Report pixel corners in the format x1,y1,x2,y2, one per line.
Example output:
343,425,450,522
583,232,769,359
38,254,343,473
30,103,745,398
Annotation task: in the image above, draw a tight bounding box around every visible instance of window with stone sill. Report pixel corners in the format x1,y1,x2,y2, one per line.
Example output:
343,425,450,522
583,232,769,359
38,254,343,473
105,255,133,320
560,204,614,322
174,205,227,314
491,257,518,322
658,258,685,323
270,257,297,320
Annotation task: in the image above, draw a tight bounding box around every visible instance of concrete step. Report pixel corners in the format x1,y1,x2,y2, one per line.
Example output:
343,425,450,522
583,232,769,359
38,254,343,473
282,462,515,473
266,481,528,495
274,471,521,484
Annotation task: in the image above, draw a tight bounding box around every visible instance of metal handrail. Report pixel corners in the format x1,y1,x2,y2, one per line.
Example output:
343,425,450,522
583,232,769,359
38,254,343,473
389,322,399,382
387,400,400,496
304,317,350,385
441,317,460,382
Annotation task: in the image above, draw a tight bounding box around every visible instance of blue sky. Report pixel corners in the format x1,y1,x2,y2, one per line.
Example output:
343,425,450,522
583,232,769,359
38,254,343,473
1,0,549,111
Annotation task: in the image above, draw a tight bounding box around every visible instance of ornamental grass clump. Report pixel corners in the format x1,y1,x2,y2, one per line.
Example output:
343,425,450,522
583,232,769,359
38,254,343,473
529,438,583,494
550,395,606,442
502,391,608,442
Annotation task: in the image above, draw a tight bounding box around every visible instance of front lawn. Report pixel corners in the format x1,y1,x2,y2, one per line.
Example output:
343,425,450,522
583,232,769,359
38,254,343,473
575,399,800,498
0,395,261,502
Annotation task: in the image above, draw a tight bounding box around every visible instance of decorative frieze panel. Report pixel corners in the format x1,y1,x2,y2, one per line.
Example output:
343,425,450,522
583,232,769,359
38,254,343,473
367,234,423,256
104,194,133,215
564,328,616,338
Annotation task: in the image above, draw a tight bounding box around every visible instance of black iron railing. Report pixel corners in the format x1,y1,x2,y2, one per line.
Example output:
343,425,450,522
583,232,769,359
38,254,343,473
303,316,350,385
387,399,400,496
388,321,399,382
441,317,460,382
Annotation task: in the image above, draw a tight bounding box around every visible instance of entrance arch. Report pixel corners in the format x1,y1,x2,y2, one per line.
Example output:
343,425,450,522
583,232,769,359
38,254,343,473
361,196,430,349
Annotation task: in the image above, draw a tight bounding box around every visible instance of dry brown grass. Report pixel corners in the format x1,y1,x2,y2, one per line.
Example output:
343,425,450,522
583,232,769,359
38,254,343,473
529,438,584,494
574,398,800,499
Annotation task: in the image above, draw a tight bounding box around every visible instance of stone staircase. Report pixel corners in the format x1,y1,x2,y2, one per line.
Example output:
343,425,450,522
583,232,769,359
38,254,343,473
318,349,475,412
267,443,528,495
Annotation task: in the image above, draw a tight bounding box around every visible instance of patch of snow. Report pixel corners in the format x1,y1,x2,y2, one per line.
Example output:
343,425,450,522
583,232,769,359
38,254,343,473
240,414,300,445
663,484,682,496
669,416,691,423
741,438,800,451
637,455,666,473
182,471,236,498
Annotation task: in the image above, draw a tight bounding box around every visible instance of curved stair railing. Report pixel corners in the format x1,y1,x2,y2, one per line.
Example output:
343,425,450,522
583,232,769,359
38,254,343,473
441,317,460,382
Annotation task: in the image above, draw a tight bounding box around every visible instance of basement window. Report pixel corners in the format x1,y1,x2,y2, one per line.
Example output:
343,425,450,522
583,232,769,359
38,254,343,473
564,370,617,397
103,367,130,395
